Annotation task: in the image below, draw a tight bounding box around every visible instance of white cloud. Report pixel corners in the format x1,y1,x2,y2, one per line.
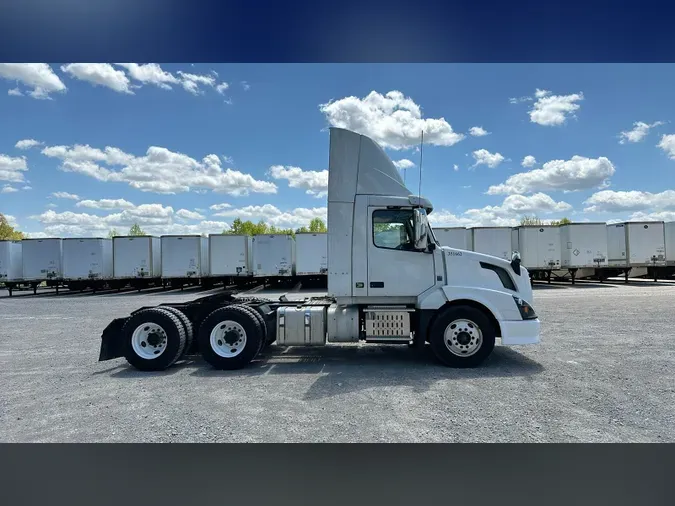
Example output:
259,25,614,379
627,210,675,222
319,90,465,150
657,134,675,159
1,185,18,194
584,189,675,213
393,159,415,170
268,165,328,198
488,155,615,195
429,193,572,227
25,231,52,239
215,82,229,95
8,88,23,97
241,81,250,91
115,63,179,90
528,89,584,126
509,95,533,104
471,149,505,169
0,154,29,183
29,203,231,238
177,71,216,95
469,126,489,137
521,155,537,168
22,185,32,190
15,139,42,150
46,203,58,209
619,121,665,144
3,214,19,227
176,209,205,220
76,198,135,210
51,191,80,200
213,204,327,229
61,63,132,94
41,143,277,196
0,63,67,100
453,164,459,172
209,203,232,211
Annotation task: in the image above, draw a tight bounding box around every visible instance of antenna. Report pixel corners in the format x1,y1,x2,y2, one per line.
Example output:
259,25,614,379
417,130,424,206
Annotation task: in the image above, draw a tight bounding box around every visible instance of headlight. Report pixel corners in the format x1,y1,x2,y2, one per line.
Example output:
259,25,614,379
513,296,537,320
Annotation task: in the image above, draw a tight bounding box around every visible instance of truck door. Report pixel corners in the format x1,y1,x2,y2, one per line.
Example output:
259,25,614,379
367,207,436,296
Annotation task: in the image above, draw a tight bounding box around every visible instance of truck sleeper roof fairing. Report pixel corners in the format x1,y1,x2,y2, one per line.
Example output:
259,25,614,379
327,127,432,213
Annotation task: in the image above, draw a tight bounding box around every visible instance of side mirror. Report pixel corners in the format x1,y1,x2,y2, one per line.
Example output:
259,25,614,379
413,208,428,251
511,251,521,275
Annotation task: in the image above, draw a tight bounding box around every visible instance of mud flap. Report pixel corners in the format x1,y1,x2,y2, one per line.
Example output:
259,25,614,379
98,317,128,361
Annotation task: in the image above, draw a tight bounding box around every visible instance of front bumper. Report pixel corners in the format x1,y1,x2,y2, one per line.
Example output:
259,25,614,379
499,318,540,345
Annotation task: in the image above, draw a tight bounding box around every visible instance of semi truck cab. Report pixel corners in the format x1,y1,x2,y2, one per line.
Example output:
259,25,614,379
98,127,540,371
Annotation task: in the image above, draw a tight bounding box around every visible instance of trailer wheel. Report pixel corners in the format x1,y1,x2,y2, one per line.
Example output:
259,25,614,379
159,306,194,357
198,306,263,370
121,308,187,371
428,305,496,368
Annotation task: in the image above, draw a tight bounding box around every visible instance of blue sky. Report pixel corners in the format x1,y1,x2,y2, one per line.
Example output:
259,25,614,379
1,63,675,237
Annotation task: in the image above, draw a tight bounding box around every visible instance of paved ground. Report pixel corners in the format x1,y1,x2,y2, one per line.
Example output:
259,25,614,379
1,280,674,442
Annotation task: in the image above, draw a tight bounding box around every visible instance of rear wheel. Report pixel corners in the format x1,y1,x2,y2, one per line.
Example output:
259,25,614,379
121,308,187,371
159,306,194,357
235,305,268,353
429,305,495,368
198,305,263,370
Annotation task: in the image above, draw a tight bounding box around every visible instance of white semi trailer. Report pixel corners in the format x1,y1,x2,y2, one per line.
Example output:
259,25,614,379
252,234,296,278
470,227,513,261
512,225,562,282
294,232,328,278
0,240,23,296
161,235,209,288
608,221,666,281
433,227,471,250
22,238,64,293
559,223,609,283
62,238,114,292
112,235,162,290
208,234,254,281
98,128,540,371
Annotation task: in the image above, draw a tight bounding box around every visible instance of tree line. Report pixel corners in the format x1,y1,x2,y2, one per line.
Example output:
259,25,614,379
519,215,572,226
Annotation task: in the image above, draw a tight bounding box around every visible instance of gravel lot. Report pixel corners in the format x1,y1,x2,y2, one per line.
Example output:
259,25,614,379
1,280,674,442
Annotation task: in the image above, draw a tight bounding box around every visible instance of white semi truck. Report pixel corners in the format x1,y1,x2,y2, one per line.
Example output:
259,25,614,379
98,127,540,371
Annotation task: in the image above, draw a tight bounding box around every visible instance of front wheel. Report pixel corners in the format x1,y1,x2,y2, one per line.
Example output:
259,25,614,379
428,305,496,368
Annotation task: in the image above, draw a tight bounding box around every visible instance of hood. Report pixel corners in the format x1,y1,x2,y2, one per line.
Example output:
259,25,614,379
440,246,533,301
440,246,513,268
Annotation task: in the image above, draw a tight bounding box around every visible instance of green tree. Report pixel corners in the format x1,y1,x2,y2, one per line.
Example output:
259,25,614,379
520,215,544,226
0,213,24,240
107,228,120,239
520,215,572,226
224,218,295,237
128,223,146,236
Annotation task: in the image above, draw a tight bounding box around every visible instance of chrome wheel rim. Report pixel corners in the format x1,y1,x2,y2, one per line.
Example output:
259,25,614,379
444,318,483,357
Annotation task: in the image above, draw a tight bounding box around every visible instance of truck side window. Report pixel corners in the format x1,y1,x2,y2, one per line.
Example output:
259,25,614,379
372,209,415,251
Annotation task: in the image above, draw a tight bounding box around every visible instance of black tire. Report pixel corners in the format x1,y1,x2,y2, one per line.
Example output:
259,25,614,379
198,305,263,370
428,305,495,368
121,307,187,371
159,306,194,357
232,304,268,354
